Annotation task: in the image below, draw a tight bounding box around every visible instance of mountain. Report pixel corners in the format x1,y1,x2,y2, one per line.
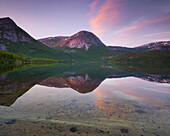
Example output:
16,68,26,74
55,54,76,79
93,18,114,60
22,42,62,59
0,17,38,47
136,41,170,51
0,17,114,61
38,30,117,61
1,17,169,62
39,31,106,50
108,41,170,53
39,36,69,47
107,46,136,53
0,17,70,60
0,17,36,51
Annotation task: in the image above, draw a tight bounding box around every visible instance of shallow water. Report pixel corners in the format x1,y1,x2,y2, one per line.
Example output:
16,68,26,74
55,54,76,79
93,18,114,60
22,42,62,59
0,64,170,136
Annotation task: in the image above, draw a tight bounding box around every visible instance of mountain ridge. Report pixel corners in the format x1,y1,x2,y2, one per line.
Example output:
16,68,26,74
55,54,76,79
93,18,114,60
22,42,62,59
0,17,72,60
136,41,170,50
108,41,170,53
39,30,106,50
0,17,36,44
0,17,169,61
39,31,170,52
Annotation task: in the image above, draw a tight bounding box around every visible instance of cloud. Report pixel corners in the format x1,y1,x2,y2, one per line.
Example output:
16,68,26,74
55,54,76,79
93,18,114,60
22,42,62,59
88,0,127,35
140,31,170,39
87,0,170,47
155,32,170,39
87,0,98,17
115,14,170,39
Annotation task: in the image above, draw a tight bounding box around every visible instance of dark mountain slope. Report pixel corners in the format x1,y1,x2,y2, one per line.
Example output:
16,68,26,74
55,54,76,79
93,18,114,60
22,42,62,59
0,17,71,60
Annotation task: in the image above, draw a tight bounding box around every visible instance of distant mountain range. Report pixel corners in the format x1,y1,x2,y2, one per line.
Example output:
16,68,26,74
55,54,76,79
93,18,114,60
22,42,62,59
0,17,170,61
39,32,170,52
108,41,170,53
136,41,170,50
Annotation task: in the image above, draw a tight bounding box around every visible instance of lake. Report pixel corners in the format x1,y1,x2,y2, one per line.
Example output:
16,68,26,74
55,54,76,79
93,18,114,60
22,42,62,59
0,63,170,136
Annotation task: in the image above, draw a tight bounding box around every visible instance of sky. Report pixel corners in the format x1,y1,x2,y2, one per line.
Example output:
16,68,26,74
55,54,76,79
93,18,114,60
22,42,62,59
0,0,170,47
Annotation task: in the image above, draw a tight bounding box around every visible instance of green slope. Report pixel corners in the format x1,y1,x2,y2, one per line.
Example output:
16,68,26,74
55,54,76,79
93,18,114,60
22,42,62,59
1,39,71,60
0,49,26,64
111,51,170,65
1,38,119,62
109,51,170,73
56,45,119,62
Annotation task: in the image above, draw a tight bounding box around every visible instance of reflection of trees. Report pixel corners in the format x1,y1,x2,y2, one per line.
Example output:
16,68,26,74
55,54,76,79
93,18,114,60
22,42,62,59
0,64,25,75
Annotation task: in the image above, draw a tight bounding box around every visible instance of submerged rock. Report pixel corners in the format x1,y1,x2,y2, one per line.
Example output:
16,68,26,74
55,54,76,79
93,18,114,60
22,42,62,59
120,128,129,133
70,127,77,132
135,109,145,114
5,119,16,125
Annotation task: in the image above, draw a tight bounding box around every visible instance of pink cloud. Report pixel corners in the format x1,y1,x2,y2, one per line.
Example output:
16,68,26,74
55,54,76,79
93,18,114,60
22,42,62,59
88,0,127,35
154,32,170,39
87,0,98,17
87,0,170,47
115,15,170,39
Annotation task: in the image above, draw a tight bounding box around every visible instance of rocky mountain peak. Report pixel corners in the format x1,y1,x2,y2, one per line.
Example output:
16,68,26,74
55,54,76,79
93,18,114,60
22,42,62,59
0,17,35,44
70,30,100,42
75,30,95,36
39,30,106,50
0,17,17,27
61,30,106,49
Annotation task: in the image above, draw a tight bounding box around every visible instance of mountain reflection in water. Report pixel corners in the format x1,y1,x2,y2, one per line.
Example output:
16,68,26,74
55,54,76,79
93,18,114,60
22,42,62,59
0,63,169,106
39,74,103,93
0,63,170,136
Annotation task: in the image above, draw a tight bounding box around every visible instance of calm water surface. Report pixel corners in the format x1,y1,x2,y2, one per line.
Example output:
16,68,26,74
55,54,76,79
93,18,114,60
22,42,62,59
0,64,169,136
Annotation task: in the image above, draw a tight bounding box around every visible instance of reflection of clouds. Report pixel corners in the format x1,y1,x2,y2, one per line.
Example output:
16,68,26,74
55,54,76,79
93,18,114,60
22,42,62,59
94,77,170,109
94,88,116,115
